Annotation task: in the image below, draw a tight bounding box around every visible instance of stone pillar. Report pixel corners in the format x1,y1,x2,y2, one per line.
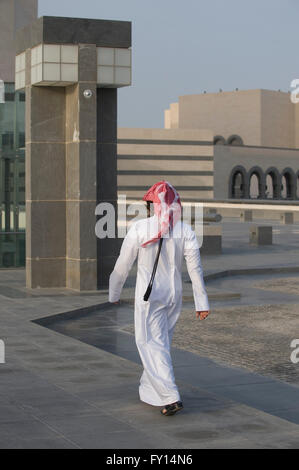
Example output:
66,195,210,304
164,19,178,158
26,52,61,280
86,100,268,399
16,16,132,290
25,78,66,288
96,89,119,288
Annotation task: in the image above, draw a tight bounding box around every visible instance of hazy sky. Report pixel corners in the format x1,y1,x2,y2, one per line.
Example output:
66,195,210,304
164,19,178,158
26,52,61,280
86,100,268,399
39,0,298,128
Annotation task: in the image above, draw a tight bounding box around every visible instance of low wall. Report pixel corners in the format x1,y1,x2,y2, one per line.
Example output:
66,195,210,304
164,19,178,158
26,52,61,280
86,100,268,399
201,200,299,222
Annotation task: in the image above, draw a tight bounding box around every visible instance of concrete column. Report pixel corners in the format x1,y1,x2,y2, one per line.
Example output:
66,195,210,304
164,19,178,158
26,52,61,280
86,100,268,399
25,54,66,288
16,16,132,290
65,45,97,290
96,89,119,288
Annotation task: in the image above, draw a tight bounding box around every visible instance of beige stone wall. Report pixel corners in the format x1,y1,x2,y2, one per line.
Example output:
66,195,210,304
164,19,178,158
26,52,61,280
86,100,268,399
164,102,179,129
164,109,171,129
294,98,299,149
203,202,299,222
117,128,214,201
260,90,294,148
118,128,212,141
178,90,262,146
165,89,297,149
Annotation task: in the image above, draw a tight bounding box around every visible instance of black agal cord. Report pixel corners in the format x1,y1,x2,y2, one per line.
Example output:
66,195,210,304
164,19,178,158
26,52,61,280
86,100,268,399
143,237,163,301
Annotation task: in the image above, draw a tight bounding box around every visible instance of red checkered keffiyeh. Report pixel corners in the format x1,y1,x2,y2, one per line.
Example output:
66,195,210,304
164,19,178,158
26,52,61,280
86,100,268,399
141,181,182,247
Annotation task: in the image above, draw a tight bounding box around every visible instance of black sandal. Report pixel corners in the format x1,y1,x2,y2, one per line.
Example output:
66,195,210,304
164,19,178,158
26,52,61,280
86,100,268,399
160,401,183,416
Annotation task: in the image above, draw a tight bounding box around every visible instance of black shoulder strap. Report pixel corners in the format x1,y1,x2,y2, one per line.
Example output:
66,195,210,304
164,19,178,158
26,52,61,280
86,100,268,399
143,237,163,301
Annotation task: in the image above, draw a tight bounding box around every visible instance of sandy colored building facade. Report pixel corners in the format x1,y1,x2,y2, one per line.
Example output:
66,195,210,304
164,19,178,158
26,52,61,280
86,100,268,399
117,128,214,201
165,89,298,149
119,89,299,201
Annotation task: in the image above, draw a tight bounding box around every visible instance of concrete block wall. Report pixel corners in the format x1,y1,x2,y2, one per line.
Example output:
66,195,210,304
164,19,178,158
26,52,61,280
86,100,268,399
203,202,299,223
117,128,214,201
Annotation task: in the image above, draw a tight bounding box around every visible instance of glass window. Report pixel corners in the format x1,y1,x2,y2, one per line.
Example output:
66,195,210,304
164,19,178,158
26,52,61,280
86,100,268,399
0,83,26,268
4,92,15,102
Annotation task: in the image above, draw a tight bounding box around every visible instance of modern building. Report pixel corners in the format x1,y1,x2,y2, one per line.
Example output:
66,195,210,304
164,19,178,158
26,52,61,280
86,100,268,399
0,0,38,268
122,89,299,201
164,90,299,200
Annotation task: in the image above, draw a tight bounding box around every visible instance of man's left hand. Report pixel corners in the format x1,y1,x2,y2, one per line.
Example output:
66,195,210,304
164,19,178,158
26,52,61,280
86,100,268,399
196,310,210,320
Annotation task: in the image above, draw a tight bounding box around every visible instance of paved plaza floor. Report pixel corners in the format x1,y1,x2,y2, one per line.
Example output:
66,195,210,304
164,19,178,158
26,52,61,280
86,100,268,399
0,218,299,448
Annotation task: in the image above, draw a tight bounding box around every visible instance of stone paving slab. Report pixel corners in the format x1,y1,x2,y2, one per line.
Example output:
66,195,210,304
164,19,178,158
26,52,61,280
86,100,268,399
2,351,299,449
0,218,299,448
171,302,299,385
253,277,299,295
35,302,299,431
1,313,299,449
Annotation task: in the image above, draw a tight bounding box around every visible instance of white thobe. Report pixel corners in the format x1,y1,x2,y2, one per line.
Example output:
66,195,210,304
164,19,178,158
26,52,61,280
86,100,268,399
109,215,209,406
